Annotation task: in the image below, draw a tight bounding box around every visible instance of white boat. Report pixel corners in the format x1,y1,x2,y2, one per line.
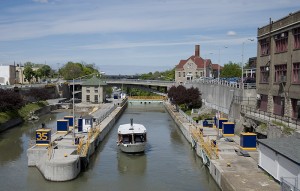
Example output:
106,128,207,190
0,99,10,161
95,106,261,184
117,119,147,153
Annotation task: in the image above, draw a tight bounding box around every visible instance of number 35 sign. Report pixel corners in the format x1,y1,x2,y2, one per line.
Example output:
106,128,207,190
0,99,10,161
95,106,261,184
36,129,51,145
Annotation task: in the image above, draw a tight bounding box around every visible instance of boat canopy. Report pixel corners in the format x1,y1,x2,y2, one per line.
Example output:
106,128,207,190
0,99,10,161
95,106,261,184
118,124,146,134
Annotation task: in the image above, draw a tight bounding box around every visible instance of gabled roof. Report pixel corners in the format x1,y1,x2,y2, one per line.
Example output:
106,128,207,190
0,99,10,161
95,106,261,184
258,137,300,165
175,55,213,70
82,75,107,86
212,64,223,70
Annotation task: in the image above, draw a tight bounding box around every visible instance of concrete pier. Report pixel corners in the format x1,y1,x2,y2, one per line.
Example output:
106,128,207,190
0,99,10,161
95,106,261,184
164,101,280,191
27,99,127,181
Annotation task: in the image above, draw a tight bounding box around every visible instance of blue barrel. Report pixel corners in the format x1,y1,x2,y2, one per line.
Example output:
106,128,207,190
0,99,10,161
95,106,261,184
218,118,228,129
78,118,83,132
222,122,235,136
240,133,257,150
57,120,69,132
64,116,74,127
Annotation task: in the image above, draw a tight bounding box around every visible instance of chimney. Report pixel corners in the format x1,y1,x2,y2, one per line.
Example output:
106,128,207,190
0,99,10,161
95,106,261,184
195,45,200,57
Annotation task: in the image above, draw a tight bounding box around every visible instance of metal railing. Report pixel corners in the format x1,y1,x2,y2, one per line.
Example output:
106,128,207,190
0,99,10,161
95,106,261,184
190,78,256,89
233,96,257,106
241,105,300,129
128,96,166,100
281,177,299,191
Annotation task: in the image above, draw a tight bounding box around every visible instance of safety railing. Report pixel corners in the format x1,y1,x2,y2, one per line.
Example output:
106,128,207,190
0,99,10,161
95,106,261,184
241,105,300,129
128,96,166,100
191,128,219,159
281,177,300,191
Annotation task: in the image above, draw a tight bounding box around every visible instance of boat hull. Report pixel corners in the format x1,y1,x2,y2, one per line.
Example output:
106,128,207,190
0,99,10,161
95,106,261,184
119,142,146,153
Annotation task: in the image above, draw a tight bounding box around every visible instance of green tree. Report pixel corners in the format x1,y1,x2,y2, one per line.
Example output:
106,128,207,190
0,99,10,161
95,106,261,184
23,64,34,83
37,65,51,80
220,62,242,78
60,62,99,80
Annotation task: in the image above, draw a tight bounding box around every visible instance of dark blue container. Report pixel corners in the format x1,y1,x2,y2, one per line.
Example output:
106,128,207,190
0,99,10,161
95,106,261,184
78,118,83,132
222,122,235,136
57,120,69,132
64,116,74,127
36,129,51,145
240,133,257,150
218,118,228,129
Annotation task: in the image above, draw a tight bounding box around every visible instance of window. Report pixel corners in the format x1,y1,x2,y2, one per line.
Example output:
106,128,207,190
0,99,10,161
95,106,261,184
294,27,300,49
86,95,90,102
94,95,98,103
274,64,287,83
260,38,270,56
86,89,90,93
94,89,98,93
260,66,269,83
178,72,181,77
183,72,185,77
274,32,288,53
293,63,300,83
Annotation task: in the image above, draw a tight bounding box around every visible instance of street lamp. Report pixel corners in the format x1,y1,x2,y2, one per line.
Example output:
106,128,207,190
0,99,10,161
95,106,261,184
218,46,228,80
241,39,254,89
72,72,97,143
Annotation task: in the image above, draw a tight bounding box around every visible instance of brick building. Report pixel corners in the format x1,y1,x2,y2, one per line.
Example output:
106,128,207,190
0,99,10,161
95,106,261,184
175,45,219,84
257,11,300,120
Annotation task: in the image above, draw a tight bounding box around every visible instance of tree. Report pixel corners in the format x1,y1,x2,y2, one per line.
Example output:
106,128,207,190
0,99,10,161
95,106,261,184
220,61,242,78
168,85,202,110
60,62,99,80
0,89,24,112
37,65,51,80
23,64,34,83
186,87,201,109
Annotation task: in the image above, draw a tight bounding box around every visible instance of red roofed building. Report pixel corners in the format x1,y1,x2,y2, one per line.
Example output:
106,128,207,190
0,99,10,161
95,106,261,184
211,63,223,79
175,45,218,84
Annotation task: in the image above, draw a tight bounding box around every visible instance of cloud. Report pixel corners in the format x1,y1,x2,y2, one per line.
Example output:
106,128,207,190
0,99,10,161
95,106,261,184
33,0,49,3
227,31,237,36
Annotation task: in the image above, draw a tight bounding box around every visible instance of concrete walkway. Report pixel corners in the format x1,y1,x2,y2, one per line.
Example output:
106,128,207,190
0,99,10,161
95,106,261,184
164,101,280,191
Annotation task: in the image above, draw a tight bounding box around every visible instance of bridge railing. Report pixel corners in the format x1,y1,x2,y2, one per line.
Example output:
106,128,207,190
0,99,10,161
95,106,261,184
241,105,300,129
190,78,256,89
128,96,166,100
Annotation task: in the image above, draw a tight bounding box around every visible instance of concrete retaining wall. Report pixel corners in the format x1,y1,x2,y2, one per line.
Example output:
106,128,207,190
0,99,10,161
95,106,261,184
163,102,223,190
0,118,23,133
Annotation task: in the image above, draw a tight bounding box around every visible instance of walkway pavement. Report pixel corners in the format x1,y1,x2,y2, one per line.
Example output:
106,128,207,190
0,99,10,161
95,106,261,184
164,101,280,191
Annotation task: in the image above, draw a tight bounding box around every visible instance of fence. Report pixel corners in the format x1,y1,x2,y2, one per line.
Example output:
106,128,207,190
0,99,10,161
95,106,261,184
241,105,300,129
190,78,256,90
178,108,198,126
233,96,257,106
281,177,299,191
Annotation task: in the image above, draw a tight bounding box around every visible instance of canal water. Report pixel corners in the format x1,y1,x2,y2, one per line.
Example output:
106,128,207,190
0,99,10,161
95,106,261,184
0,104,220,191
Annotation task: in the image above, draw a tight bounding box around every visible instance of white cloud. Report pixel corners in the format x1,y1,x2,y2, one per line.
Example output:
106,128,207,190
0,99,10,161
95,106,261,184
33,0,49,3
227,31,237,36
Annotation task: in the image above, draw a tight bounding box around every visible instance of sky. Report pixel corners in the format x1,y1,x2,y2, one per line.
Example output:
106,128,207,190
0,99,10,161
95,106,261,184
0,0,300,75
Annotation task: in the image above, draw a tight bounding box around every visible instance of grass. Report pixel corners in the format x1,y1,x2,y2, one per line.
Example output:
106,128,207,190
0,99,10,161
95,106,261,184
260,123,267,132
18,101,47,120
271,120,295,135
0,101,48,124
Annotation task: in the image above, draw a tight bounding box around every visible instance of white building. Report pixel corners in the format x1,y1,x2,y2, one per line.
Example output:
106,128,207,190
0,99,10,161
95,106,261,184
0,65,16,85
258,136,300,189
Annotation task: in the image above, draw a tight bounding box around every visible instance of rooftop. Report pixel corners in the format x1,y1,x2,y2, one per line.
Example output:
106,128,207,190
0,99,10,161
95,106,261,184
82,75,107,86
258,136,300,165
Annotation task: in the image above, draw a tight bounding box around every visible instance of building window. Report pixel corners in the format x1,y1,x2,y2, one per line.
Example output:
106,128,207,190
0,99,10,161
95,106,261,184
260,66,269,83
293,63,300,83
274,64,287,83
95,89,98,93
178,72,181,77
274,32,288,53
86,95,90,102
183,72,185,77
86,89,90,93
294,27,300,49
94,95,98,103
260,38,270,56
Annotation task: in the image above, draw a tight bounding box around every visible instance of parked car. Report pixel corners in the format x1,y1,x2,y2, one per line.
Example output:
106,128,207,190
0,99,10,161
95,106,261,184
244,78,256,83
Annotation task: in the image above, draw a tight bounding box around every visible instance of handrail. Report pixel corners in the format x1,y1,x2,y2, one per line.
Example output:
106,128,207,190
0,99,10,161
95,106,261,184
241,105,300,129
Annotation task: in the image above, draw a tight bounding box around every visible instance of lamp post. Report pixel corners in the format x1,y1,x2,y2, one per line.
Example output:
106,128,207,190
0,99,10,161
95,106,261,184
72,72,97,143
241,39,254,89
218,46,228,80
